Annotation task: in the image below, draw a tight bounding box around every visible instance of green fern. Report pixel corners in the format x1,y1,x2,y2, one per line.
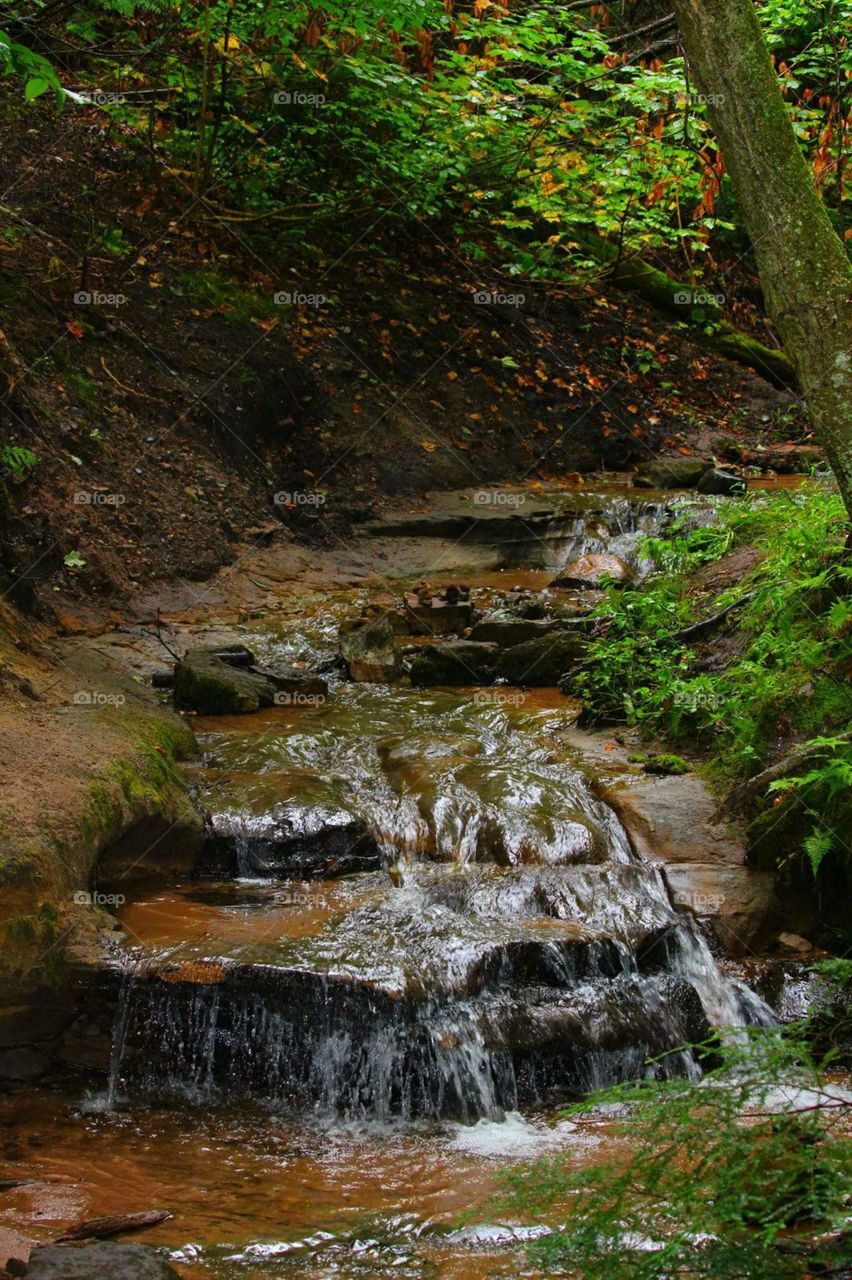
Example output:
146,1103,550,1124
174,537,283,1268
0,445,38,477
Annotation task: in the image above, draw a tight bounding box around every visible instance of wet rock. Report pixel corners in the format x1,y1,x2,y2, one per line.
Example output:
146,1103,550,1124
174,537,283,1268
469,617,567,648
697,467,747,496
605,776,745,866
174,649,278,714
408,641,498,686
24,1243,180,1280
496,632,586,686
665,864,779,955
313,651,348,676
633,458,708,489
200,773,383,880
205,818,382,880
266,669,328,704
339,614,402,682
777,931,814,954
404,602,475,636
549,553,629,589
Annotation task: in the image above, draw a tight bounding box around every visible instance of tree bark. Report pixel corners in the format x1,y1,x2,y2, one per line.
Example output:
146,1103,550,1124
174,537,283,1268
671,0,852,518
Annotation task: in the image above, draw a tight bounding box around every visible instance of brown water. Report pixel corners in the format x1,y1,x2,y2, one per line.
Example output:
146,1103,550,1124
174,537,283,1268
0,1083,619,1278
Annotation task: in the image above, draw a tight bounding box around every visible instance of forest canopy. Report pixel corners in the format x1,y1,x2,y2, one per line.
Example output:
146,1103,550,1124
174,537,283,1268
2,0,849,284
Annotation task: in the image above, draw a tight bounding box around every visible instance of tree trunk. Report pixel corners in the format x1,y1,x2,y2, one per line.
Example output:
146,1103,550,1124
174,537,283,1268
671,0,852,518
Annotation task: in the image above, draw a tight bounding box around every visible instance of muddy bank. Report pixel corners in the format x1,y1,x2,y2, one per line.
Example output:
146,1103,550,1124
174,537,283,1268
1,84,812,620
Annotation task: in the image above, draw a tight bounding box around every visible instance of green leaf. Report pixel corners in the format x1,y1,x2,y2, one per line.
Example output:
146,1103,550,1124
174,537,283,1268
24,76,51,102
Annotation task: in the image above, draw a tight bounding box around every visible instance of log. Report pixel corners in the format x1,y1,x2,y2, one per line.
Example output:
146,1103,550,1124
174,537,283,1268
56,1210,173,1242
573,233,797,388
672,593,755,643
714,730,852,819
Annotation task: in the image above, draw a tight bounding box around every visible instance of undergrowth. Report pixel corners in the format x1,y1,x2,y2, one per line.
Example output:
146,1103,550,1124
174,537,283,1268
573,485,852,878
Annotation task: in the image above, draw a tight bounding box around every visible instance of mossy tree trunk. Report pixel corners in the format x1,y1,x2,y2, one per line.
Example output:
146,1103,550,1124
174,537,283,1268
672,0,852,519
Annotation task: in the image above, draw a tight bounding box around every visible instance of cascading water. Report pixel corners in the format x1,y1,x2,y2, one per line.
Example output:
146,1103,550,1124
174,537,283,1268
104,489,772,1123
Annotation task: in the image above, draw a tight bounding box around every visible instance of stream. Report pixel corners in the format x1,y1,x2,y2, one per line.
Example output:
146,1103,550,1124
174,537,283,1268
0,486,793,1278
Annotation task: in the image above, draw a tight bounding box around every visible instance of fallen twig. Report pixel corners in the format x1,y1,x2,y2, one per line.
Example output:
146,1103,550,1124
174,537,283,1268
57,1209,173,1242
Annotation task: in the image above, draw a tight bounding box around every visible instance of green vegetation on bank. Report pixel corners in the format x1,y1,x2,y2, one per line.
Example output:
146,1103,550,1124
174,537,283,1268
572,485,852,882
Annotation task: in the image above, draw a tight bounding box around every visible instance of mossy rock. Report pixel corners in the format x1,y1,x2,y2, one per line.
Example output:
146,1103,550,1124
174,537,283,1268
408,641,498,687
496,632,587,686
642,753,691,776
634,458,708,488
174,651,277,713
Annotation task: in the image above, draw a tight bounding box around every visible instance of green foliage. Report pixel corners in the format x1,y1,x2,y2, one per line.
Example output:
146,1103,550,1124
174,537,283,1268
0,445,38,476
768,737,852,873
499,1028,852,1279
572,487,852,877
3,0,847,277
0,28,62,105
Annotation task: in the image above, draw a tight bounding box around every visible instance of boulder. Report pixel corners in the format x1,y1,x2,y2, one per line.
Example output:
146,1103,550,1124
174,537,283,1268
339,614,402,682
633,458,708,489
697,467,747,496
605,776,746,866
24,1243,181,1280
496,632,586,686
174,649,278,714
408,641,498,686
665,864,779,955
404,601,474,636
550,553,629,589
469,617,567,648
174,647,327,714
268,669,328,704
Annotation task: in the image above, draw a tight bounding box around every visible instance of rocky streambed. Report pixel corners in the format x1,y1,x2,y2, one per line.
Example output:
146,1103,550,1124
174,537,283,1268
0,482,831,1279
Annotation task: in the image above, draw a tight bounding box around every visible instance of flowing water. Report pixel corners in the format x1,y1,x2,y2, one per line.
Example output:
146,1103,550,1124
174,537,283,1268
0,488,781,1277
